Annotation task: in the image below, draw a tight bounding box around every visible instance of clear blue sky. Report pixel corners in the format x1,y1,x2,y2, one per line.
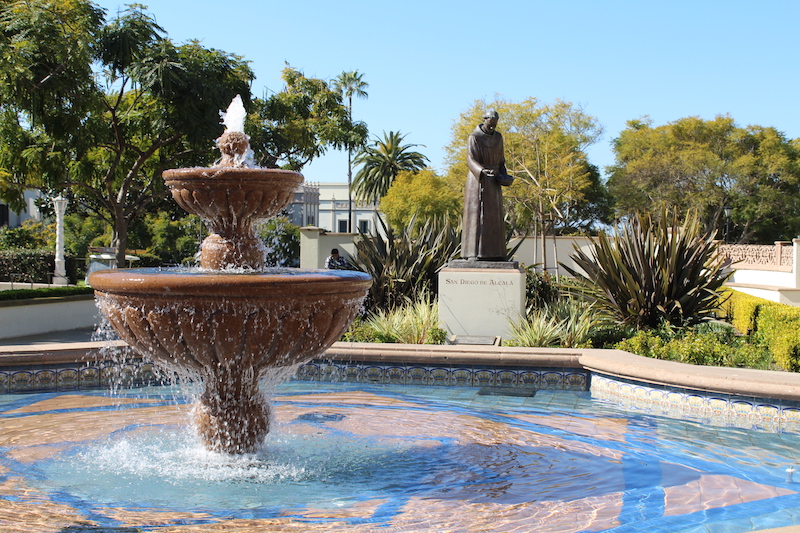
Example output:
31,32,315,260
93,0,800,183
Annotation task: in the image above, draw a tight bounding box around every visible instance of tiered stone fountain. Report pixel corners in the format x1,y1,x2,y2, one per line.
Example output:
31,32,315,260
89,97,371,454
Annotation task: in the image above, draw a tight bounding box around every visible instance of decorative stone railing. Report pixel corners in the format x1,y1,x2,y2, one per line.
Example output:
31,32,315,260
719,241,794,272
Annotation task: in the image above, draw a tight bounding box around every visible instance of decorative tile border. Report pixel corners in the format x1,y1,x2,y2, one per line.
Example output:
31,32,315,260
591,373,800,434
294,360,590,391
0,360,158,394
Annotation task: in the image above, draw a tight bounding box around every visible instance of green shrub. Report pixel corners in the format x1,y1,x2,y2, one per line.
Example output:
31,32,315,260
525,267,559,310
341,296,447,344
615,330,665,359
0,221,51,249
340,318,382,343
615,325,774,369
0,249,79,284
564,209,730,329
725,289,771,335
0,285,94,301
755,305,800,371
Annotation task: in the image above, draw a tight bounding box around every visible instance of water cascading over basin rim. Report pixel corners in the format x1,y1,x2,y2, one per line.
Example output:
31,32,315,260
90,267,370,454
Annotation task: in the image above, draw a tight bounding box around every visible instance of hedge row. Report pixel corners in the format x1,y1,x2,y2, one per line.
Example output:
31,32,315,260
0,286,94,301
0,249,79,285
725,289,800,371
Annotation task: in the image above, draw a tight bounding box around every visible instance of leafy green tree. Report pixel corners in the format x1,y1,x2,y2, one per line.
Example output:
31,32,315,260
333,70,369,232
64,212,108,259
258,215,300,267
143,212,205,265
379,169,461,234
0,4,367,269
0,219,50,249
352,131,429,206
0,2,253,267
248,66,368,170
608,115,800,242
445,98,606,267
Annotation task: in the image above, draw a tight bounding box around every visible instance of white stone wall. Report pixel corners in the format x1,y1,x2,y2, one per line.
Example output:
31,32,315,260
0,297,99,340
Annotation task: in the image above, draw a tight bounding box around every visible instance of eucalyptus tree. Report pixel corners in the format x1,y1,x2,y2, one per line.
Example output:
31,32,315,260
352,131,429,206
333,70,368,231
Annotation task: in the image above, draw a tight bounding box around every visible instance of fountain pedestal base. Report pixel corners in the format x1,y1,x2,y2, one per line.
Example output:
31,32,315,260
196,370,270,454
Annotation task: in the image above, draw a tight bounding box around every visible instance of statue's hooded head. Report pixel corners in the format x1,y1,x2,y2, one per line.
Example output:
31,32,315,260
482,109,499,133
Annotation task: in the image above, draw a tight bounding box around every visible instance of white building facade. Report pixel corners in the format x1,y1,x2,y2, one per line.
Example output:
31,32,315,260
0,190,43,228
285,183,320,228
312,183,383,236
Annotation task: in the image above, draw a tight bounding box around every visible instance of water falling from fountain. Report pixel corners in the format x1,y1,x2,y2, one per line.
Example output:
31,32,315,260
89,96,371,454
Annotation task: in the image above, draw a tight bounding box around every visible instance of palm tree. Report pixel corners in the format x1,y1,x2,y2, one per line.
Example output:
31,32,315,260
333,71,369,232
352,131,429,206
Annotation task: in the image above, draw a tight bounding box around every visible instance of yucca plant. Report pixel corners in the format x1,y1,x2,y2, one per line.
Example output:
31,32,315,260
353,215,460,312
508,309,564,347
563,209,731,330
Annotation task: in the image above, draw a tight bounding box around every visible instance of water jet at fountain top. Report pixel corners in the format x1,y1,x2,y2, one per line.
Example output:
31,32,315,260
221,94,247,133
216,95,255,169
88,95,371,454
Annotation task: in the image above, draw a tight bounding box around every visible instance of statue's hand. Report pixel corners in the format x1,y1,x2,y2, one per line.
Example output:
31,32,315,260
483,169,496,178
496,173,514,186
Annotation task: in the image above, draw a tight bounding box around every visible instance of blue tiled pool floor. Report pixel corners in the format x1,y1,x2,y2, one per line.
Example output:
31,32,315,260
0,382,798,532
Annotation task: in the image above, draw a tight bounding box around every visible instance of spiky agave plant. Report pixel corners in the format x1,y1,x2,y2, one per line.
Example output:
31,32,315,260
563,209,731,330
353,215,460,312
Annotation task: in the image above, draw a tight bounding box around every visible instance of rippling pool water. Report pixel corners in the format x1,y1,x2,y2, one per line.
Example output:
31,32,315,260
1,381,799,532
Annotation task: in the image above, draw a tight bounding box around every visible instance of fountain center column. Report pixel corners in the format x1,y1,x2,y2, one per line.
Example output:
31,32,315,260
196,366,270,454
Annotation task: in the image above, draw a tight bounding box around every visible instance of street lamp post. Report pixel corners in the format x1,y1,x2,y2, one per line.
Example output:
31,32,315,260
53,195,68,285
723,205,732,244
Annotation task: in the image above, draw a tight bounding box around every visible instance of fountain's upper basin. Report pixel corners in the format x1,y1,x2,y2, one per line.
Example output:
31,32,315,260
163,167,304,224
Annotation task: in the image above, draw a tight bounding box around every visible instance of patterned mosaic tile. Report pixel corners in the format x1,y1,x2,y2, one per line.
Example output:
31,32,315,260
591,374,800,435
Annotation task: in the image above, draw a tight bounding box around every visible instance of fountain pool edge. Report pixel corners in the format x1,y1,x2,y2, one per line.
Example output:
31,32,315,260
1,340,799,435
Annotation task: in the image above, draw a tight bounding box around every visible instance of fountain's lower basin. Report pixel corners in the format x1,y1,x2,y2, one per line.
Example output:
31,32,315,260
4,382,800,532
89,267,370,453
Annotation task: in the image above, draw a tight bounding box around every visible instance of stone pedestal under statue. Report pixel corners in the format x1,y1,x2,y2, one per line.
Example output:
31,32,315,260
438,260,526,342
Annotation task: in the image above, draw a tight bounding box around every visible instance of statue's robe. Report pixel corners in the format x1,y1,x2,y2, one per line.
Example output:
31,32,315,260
461,125,508,260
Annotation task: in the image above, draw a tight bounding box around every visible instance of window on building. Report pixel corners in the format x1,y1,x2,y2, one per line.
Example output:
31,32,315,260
307,215,315,226
358,220,370,234
338,219,348,233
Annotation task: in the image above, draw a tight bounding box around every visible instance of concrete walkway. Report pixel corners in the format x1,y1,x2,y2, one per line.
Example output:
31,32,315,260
0,327,99,346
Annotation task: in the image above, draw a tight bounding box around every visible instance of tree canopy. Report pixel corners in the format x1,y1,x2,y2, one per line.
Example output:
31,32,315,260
0,1,366,266
607,115,800,243
445,98,607,233
248,66,368,170
379,169,462,234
